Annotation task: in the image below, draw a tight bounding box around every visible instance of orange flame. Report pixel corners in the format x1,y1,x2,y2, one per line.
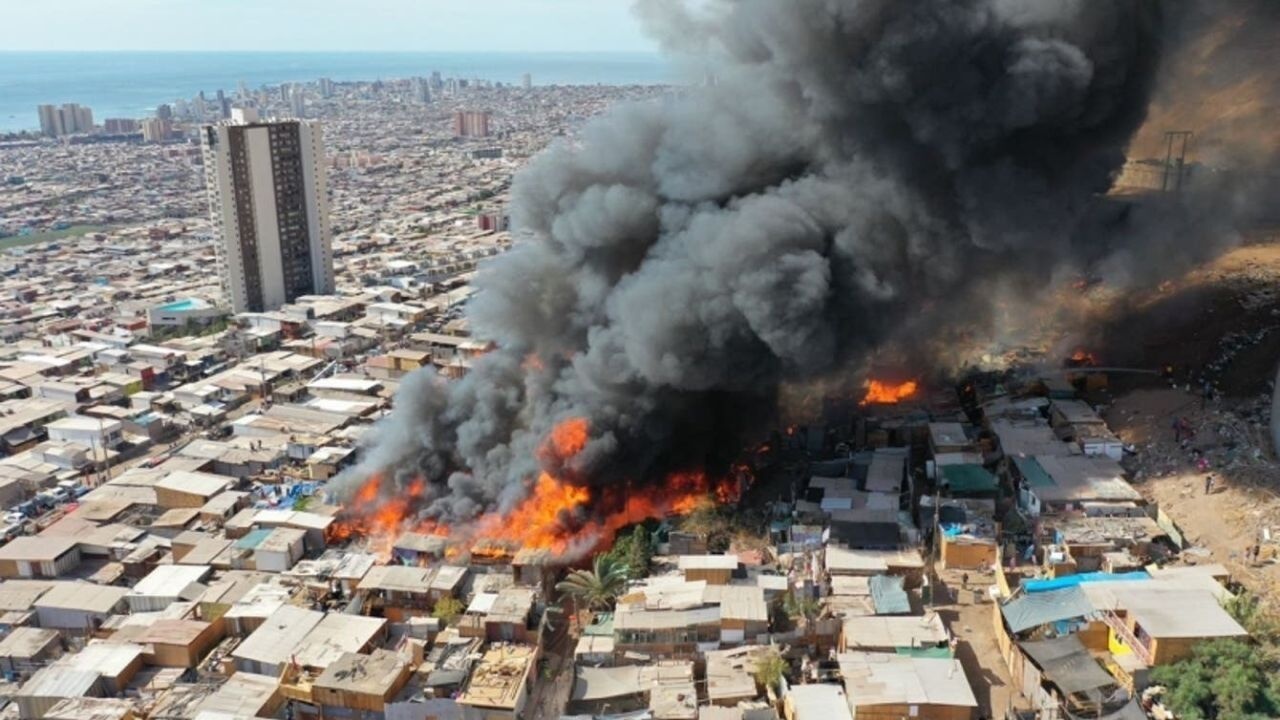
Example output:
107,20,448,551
332,465,745,560
860,379,919,405
1068,349,1098,367
546,417,589,460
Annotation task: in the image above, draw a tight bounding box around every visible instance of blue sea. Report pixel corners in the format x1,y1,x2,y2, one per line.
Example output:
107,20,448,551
0,51,674,132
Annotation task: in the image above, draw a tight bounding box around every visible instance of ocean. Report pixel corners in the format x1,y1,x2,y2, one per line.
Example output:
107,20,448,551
0,51,674,132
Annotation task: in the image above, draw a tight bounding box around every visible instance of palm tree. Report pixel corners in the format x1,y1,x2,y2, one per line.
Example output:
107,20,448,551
555,554,629,611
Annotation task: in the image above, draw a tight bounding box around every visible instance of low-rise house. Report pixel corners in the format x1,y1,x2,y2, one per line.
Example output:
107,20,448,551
0,536,81,578
313,650,412,718
784,683,854,720
46,415,124,450
838,614,950,654
0,627,63,678
836,652,978,720
231,605,325,676
34,583,129,633
54,642,145,694
154,470,236,508
455,644,538,720
1081,583,1248,666
292,613,388,672
125,564,212,612
678,554,738,585
704,646,770,706
194,672,283,718
253,526,308,572
13,666,103,720
459,587,537,644
359,565,467,621
136,619,223,668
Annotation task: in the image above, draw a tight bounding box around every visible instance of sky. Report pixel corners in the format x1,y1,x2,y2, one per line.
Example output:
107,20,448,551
3,0,658,53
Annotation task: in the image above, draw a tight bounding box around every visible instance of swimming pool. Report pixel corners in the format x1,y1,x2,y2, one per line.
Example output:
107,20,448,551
159,299,200,312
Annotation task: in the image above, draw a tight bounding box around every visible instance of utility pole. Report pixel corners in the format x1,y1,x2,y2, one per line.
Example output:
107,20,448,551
1161,130,1193,193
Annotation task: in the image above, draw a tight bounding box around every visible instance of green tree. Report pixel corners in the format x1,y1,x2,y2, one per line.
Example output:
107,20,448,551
431,595,465,625
1151,639,1280,720
783,589,819,625
753,649,788,691
603,526,653,579
555,554,629,611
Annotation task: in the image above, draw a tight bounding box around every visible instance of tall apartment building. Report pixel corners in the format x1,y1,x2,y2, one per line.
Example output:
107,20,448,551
453,111,491,138
201,118,334,314
103,118,139,134
141,118,172,143
36,103,94,137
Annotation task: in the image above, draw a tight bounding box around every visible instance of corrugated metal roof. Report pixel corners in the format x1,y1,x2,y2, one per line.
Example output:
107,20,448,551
869,575,911,615
1001,586,1095,633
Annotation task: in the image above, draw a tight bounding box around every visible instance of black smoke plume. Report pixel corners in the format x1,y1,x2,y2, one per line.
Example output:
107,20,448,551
335,0,1164,533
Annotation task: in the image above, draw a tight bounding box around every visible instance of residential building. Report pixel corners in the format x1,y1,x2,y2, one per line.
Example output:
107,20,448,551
201,118,335,313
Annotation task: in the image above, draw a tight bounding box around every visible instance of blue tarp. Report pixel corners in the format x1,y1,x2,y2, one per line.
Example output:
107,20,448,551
869,575,911,615
1022,570,1149,593
1002,586,1095,633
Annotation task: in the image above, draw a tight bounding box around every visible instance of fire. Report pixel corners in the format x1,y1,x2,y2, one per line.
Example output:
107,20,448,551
1067,349,1098,367
545,417,589,460
860,379,919,405
329,415,750,559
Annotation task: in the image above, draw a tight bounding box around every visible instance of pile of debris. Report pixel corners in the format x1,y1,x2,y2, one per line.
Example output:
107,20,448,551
1121,394,1276,485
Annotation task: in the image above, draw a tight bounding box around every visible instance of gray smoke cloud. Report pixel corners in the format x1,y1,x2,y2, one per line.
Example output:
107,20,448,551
335,0,1165,537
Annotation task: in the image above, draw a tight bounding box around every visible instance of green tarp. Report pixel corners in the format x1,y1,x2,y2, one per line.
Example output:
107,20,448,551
942,463,998,495
1013,456,1055,488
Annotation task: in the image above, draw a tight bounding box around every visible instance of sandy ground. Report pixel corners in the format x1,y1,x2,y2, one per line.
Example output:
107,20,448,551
931,566,1024,718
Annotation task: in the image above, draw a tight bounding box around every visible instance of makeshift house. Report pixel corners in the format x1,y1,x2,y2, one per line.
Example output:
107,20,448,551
0,536,81,579
0,627,63,678
231,605,324,676
824,547,926,588
836,652,978,720
784,684,853,720
1081,583,1247,666
54,642,144,694
1017,455,1141,518
705,646,770,706
313,650,411,717
195,672,283,718
252,527,307,572
13,666,103,720
459,587,537,644
932,499,998,570
137,619,223,668
34,583,128,633
1017,635,1129,717
454,644,538,720
839,614,950,655
291,613,388,671
569,662,697,719
125,564,212,612
678,555,739,585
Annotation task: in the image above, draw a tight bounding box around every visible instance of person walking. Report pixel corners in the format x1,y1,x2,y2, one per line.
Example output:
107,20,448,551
1204,474,1214,495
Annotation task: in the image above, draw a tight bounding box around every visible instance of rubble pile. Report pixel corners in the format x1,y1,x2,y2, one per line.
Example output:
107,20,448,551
1122,394,1276,485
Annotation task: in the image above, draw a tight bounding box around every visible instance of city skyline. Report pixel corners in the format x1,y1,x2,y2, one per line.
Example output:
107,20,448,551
3,0,657,53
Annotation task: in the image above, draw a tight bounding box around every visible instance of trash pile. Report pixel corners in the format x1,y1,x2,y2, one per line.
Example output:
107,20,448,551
1122,393,1275,486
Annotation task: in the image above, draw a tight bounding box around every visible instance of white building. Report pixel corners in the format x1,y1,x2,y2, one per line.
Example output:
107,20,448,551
46,416,124,450
201,118,334,314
